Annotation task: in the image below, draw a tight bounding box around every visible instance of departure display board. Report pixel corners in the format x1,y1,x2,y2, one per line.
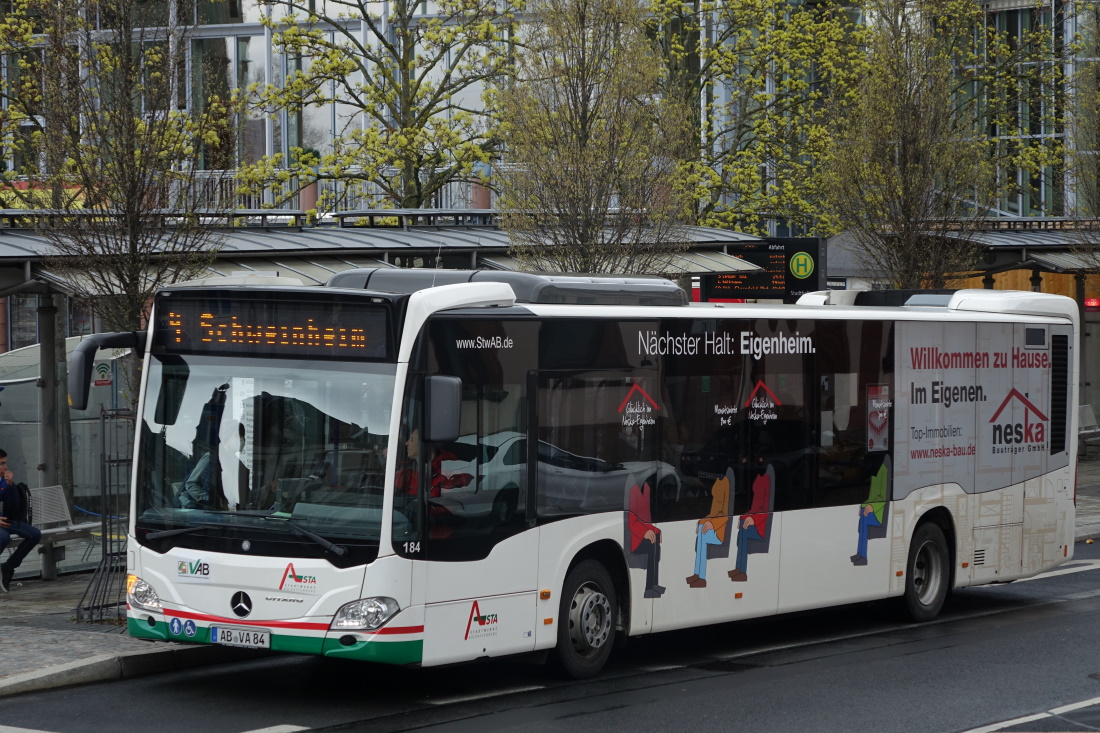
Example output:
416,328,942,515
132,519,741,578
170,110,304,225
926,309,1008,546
153,295,390,359
702,238,826,303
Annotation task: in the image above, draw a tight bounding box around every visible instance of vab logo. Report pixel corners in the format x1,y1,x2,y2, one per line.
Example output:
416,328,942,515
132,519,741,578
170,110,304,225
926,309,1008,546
464,600,499,641
989,388,1048,447
278,563,317,594
177,559,210,577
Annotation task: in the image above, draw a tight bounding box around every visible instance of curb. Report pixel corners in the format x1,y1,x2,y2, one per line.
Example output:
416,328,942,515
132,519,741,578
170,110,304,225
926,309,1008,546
0,643,265,698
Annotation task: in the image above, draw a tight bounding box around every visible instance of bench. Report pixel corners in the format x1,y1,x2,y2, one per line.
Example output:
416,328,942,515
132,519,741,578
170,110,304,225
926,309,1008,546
3,485,100,580
1081,405,1100,458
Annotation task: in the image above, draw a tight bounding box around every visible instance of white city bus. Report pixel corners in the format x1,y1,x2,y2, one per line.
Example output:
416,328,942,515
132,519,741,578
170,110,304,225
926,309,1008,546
70,271,1078,678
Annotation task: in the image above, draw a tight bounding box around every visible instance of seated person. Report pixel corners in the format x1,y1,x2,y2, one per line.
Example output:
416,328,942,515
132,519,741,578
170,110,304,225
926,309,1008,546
686,471,731,589
174,449,227,510
728,466,772,582
394,429,472,497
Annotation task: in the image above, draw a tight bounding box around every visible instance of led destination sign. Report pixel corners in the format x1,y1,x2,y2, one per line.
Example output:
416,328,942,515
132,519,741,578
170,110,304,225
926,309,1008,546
154,296,389,359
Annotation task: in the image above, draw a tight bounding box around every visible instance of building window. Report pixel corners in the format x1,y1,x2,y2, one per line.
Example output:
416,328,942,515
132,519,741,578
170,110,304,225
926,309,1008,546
9,295,39,350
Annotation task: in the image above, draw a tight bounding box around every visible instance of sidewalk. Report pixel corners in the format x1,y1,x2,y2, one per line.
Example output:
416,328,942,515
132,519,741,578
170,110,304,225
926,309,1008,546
5,458,1100,700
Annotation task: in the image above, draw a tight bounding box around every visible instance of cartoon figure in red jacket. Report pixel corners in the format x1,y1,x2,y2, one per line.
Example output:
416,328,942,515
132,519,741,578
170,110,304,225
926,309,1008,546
728,464,774,582
627,480,665,598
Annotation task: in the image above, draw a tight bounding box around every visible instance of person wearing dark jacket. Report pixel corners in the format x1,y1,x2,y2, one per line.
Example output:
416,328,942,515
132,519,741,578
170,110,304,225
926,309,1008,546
0,449,40,593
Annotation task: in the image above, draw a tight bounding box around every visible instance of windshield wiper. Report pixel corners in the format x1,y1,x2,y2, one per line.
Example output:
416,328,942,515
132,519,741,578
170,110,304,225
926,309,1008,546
263,516,348,557
145,523,224,540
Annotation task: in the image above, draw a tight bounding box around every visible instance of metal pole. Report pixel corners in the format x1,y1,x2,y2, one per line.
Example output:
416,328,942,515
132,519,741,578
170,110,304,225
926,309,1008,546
99,408,108,566
1078,271,1088,409
37,296,58,488
36,296,58,579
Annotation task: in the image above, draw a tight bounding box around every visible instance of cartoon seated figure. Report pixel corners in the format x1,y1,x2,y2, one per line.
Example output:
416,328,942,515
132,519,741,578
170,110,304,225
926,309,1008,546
851,458,889,566
728,465,773,582
626,480,664,598
686,470,732,589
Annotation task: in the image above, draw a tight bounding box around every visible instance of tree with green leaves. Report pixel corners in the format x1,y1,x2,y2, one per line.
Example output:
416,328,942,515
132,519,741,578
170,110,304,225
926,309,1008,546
237,0,519,212
0,0,231,334
651,0,866,235
824,0,1067,289
1065,2,1100,266
498,0,694,275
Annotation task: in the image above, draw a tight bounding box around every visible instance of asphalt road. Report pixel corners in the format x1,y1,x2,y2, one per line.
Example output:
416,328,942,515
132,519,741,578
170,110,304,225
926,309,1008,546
8,544,1100,733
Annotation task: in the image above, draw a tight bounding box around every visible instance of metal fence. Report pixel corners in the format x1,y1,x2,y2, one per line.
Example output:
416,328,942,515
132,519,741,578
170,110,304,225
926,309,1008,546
75,408,134,623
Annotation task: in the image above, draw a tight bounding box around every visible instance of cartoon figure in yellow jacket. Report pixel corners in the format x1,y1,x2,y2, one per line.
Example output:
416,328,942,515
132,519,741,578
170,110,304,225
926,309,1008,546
686,470,732,589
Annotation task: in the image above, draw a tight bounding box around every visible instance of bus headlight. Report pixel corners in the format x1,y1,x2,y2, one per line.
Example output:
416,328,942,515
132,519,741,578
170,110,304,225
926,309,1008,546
126,574,162,612
331,597,399,631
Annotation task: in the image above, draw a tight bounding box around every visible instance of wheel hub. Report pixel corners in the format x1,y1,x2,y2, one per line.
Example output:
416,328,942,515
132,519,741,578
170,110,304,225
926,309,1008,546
568,584,611,654
913,540,943,604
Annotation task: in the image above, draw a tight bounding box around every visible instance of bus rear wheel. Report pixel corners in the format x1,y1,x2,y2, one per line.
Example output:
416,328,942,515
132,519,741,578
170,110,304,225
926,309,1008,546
902,522,949,622
553,559,616,679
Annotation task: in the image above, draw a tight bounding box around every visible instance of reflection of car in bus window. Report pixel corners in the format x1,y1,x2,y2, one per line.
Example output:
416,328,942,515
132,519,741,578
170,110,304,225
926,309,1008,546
437,431,679,518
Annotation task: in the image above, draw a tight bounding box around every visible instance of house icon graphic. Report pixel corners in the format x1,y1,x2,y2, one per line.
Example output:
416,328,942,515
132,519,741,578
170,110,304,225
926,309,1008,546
989,388,1048,448
744,380,781,408
989,388,1048,424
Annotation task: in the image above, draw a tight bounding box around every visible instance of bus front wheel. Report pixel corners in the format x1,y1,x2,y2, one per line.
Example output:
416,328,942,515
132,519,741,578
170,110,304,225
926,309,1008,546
902,522,950,622
554,559,616,679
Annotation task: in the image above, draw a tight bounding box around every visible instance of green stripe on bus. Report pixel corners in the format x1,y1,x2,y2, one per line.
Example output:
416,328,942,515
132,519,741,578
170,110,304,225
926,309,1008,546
322,637,423,665
128,617,168,640
128,619,419,664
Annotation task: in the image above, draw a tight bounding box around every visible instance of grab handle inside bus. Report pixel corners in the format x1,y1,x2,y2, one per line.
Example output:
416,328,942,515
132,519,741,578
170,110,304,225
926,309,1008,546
424,375,462,443
68,331,147,411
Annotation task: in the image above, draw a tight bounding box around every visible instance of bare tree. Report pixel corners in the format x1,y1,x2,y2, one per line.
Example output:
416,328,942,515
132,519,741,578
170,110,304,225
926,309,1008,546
824,0,1066,288
498,0,694,275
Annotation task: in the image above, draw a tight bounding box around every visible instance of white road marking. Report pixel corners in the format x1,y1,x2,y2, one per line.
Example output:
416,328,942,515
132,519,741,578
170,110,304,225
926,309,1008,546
0,726,60,733
1010,558,1100,583
960,694,1100,732
426,684,545,706
1049,695,1100,715
960,712,1051,733
239,727,310,733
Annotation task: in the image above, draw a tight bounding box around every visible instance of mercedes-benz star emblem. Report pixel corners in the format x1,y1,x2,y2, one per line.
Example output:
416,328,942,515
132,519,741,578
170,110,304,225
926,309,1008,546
230,591,252,618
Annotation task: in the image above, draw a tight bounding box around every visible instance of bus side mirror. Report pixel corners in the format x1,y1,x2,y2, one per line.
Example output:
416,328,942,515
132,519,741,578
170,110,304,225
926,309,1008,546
424,375,462,443
68,331,146,411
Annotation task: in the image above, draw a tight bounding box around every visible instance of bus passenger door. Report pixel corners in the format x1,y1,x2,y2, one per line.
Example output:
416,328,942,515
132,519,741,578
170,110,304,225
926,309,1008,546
413,318,542,667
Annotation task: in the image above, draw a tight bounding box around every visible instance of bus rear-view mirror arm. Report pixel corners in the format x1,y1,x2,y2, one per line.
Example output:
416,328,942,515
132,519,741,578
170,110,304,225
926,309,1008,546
68,331,147,411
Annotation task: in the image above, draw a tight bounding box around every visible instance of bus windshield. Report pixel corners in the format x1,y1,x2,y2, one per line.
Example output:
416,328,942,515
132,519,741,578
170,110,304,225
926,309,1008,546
135,354,396,550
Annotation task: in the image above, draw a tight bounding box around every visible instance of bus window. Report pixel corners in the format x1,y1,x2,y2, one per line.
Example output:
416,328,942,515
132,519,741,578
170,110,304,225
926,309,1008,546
418,318,535,560
815,321,893,508
742,319,815,512
536,373,667,518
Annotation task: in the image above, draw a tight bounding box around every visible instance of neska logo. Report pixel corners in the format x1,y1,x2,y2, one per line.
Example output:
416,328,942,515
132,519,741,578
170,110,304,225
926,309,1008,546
279,563,317,591
989,388,1048,446
464,600,499,640
178,559,210,576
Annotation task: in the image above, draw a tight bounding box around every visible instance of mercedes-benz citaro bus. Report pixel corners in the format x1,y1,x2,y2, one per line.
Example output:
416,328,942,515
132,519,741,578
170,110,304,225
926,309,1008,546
68,271,1079,679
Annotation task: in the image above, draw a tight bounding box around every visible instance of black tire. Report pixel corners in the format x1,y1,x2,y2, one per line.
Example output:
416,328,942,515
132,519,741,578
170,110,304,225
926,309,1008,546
552,559,617,679
902,522,950,622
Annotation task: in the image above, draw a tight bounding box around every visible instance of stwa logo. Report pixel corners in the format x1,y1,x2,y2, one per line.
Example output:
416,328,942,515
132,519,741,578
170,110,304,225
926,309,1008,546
464,600,499,640
279,563,317,593
989,388,1048,446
